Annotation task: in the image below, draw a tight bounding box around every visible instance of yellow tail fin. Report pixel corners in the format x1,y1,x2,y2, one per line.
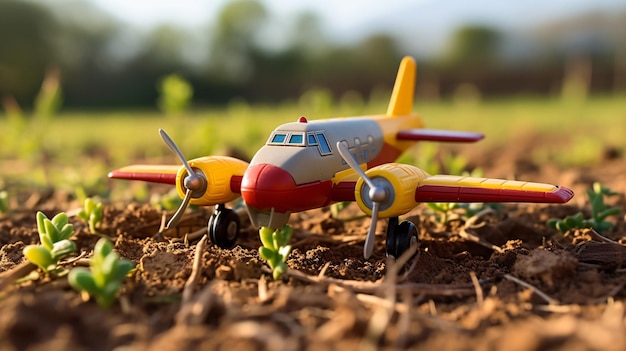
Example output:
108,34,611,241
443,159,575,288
386,56,416,117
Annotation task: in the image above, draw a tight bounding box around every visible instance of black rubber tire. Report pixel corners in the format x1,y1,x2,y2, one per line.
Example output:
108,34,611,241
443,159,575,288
386,219,417,258
208,208,240,249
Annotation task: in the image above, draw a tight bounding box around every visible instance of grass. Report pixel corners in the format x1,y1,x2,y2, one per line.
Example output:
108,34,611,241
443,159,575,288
0,94,625,197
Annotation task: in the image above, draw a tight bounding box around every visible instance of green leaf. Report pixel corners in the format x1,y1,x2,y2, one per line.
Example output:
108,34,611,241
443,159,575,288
36,211,46,236
593,221,614,233
94,238,114,259
97,281,121,308
112,260,134,281
85,198,95,213
78,209,89,221
259,246,275,261
23,245,54,272
278,245,292,258
44,218,60,243
94,203,104,221
68,268,100,295
0,190,8,213
58,224,74,241
50,239,77,261
51,212,68,229
279,226,293,246
259,227,274,249
272,262,287,280
96,252,119,286
40,233,54,251
598,207,621,219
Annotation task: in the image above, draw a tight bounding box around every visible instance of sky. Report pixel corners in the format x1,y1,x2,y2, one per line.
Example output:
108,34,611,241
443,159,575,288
84,0,626,30
85,0,420,30
82,0,626,55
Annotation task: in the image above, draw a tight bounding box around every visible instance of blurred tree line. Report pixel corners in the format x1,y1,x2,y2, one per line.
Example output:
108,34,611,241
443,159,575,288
0,0,625,109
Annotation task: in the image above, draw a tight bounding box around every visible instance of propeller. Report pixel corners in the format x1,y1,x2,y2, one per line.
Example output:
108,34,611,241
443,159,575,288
336,141,391,259
159,129,207,229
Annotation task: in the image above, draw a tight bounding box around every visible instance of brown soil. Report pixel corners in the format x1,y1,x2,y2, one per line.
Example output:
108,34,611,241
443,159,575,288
1,133,626,351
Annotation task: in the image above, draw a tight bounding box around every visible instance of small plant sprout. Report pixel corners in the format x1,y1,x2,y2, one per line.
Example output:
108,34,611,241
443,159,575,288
23,211,77,273
78,198,104,234
150,188,184,211
68,238,135,308
258,225,293,279
548,182,621,233
0,190,9,214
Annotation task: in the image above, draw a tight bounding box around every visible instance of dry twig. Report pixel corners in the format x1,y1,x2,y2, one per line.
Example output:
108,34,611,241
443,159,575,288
587,228,619,244
0,261,36,291
470,271,483,307
181,235,208,304
504,273,559,305
458,208,503,253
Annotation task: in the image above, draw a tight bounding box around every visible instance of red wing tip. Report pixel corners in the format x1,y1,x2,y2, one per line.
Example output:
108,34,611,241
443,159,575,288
396,129,485,143
107,169,178,185
550,186,574,203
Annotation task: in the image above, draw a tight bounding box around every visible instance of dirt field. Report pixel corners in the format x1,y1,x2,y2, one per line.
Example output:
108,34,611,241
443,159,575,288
1,132,625,351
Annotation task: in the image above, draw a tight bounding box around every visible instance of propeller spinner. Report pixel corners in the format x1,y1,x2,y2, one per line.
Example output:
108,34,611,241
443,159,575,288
159,129,208,229
336,141,394,259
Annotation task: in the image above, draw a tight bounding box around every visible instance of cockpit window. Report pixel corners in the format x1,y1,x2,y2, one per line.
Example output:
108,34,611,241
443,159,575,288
316,133,332,155
267,130,331,155
268,131,305,146
270,133,287,144
288,133,304,145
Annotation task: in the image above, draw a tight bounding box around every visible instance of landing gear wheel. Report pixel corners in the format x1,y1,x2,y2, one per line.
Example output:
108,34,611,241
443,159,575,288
208,204,240,249
385,217,418,258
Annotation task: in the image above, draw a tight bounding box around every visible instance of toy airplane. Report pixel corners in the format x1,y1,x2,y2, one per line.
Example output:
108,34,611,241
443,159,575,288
109,56,573,259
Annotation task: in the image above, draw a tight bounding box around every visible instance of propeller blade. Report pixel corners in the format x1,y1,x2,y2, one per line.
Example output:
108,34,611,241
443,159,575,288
336,141,390,259
336,141,377,190
364,201,380,259
166,188,193,229
159,129,195,177
159,129,208,230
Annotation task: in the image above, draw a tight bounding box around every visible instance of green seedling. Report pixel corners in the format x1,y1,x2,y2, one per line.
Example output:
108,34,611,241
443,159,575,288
258,225,293,280
548,182,621,233
78,198,104,234
426,202,460,224
23,211,77,273
150,188,184,211
68,238,135,308
330,201,367,221
0,190,9,214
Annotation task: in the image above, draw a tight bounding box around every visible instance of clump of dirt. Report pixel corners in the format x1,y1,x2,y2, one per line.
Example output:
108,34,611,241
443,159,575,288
0,137,625,350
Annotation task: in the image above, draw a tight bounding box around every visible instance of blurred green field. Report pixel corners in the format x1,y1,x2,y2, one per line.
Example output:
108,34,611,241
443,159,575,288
1,94,624,200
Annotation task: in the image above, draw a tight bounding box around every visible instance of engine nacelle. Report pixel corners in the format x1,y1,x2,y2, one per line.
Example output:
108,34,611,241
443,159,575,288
176,156,249,206
355,163,429,218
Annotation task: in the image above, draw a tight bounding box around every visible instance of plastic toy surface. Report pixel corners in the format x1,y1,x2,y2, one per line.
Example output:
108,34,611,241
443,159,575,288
109,57,574,259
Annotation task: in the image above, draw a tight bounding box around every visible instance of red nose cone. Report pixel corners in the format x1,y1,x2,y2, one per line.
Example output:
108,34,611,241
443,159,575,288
241,164,297,213
241,164,332,213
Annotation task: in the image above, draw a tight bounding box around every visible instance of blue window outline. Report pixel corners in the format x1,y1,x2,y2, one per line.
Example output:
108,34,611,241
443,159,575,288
307,133,318,146
268,131,306,146
316,132,332,155
288,133,304,145
270,133,287,144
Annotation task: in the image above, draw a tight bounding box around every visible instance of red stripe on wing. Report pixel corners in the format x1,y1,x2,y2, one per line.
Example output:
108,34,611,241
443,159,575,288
397,129,484,143
416,185,574,203
108,165,180,185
